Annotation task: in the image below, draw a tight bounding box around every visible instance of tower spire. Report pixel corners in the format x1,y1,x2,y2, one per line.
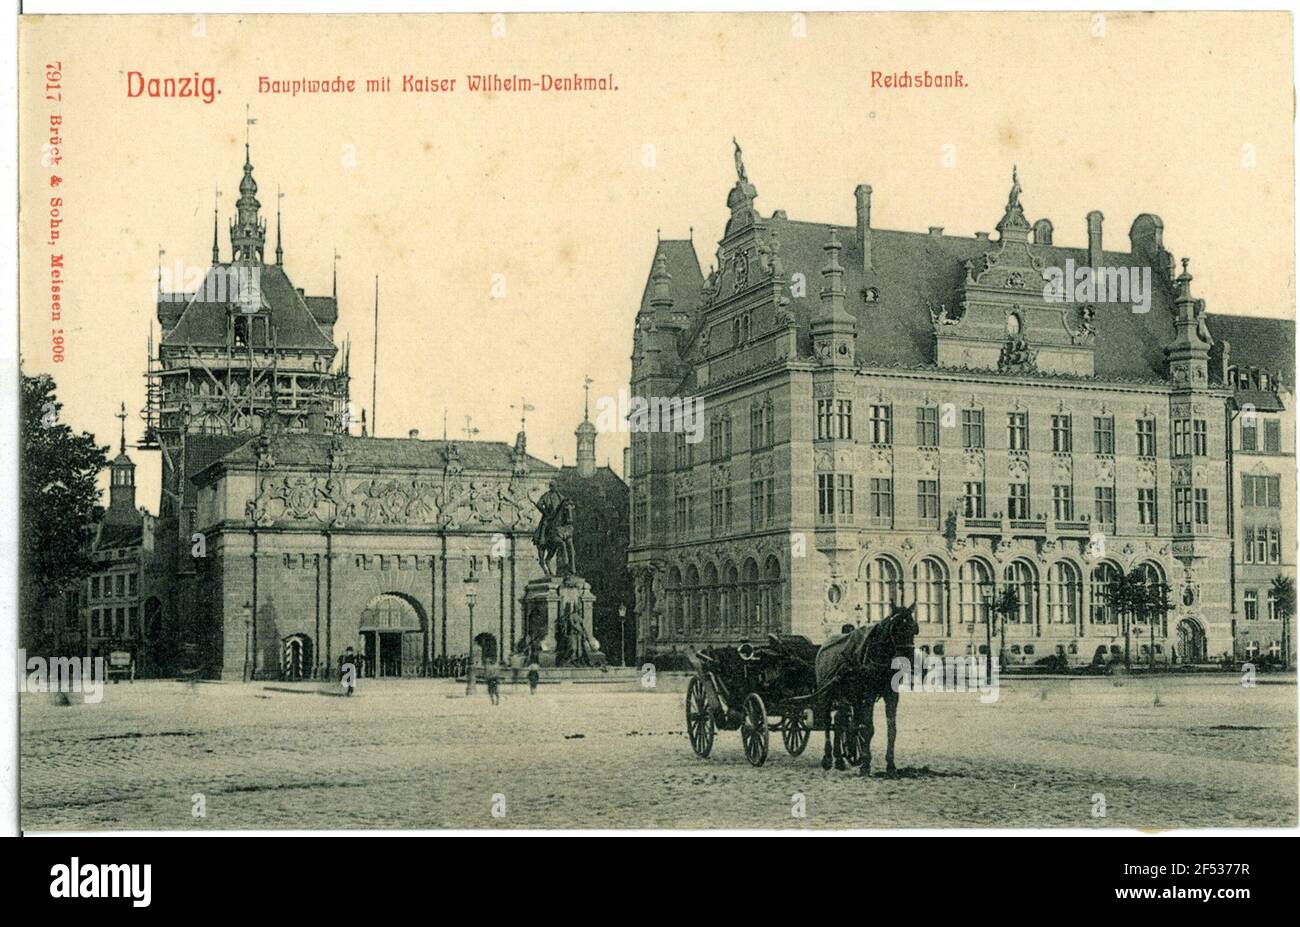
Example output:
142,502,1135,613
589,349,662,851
116,401,128,454
230,125,265,263
211,186,220,264
275,186,284,265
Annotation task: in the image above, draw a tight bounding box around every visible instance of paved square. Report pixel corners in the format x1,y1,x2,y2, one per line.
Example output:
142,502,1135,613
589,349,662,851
20,674,1297,829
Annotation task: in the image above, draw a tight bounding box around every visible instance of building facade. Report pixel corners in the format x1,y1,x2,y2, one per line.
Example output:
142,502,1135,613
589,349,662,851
629,153,1293,667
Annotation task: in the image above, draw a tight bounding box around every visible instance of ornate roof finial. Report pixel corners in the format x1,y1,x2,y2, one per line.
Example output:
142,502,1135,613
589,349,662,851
115,401,128,455
211,186,220,265
1009,165,1021,208
582,375,593,422
274,186,284,265
732,137,748,183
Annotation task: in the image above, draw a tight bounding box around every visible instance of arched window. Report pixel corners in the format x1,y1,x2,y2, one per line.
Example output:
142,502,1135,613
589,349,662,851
1135,561,1165,624
762,556,783,630
723,562,739,630
684,564,700,632
958,559,993,624
1003,560,1037,624
1046,560,1081,625
703,562,721,633
1090,562,1121,625
742,559,760,630
913,558,947,624
863,556,902,622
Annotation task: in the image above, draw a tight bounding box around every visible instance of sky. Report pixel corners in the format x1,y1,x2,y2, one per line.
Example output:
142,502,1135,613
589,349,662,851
19,11,1295,511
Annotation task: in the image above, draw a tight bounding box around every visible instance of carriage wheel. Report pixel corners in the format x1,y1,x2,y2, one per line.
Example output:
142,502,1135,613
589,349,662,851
781,712,810,756
685,677,715,759
740,693,770,767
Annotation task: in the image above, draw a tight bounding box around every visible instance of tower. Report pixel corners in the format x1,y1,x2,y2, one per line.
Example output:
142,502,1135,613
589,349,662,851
575,377,597,478
106,402,138,523
230,144,266,264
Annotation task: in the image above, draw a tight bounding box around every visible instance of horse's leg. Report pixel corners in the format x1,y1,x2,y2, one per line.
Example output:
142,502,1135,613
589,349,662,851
859,695,876,777
821,724,833,771
884,689,899,777
833,704,848,771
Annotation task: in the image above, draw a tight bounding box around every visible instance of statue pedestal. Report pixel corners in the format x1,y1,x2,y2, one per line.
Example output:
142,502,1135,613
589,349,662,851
520,575,602,667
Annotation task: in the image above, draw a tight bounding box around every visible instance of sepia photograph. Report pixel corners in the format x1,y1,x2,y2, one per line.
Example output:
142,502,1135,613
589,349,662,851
5,4,1298,857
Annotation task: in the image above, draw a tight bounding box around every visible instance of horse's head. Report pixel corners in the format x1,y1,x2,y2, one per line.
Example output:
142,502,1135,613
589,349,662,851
885,604,919,657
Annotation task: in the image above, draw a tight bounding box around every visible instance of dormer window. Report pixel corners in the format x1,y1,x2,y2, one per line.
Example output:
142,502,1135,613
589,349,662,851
233,316,249,348
1006,312,1022,337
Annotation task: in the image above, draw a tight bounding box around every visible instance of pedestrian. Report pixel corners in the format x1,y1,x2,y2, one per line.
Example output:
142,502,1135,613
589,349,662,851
339,646,357,696
527,660,540,695
484,661,500,705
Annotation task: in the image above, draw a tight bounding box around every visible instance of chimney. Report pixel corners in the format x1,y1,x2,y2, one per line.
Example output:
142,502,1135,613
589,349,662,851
408,429,420,439
1086,211,1104,268
854,184,872,272
928,227,944,237
974,231,990,241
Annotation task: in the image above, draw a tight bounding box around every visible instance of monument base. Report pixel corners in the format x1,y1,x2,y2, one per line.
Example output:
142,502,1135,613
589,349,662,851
518,574,604,667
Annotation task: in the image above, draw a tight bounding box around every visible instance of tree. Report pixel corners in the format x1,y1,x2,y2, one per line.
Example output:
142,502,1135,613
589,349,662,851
1143,582,1172,669
1271,575,1296,670
20,372,108,645
1101,568,1149,671
992,586,1020,673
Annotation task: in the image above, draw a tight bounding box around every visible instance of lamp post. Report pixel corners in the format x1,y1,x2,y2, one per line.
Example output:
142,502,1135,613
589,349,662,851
464,572,479,695
980,583,994,681
618,605,627,667
241,601,252,683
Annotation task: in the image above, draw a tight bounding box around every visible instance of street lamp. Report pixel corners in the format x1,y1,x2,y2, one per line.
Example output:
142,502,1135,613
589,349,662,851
979,582,994,681
464,572,479,695
618,604,627,667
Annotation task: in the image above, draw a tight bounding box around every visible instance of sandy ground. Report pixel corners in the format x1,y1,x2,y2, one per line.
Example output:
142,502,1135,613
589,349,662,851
19,673,1298,830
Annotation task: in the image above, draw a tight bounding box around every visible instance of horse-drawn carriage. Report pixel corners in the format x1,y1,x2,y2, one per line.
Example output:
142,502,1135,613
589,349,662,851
685,606,920,773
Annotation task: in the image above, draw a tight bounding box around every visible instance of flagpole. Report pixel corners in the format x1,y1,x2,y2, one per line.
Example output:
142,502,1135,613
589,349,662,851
371,275,379,436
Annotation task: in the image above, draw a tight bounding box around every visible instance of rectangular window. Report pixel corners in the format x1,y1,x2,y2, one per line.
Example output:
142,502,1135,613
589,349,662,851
817,474,835,522
633,500,648,542
1193,420,1208,456
838,400,856,441
127,607,138,637
1136,419,1156,457
917,480,940,521
750,405,766,449
963,481,985,518
839,475,857,520
91,576,100,599
1051,415,1072,453
1269,528,1281,564
1008,412,1028,451
115,575,125,597
961,410,985,449
128,573,138,596
1264,420,1281,453
1268,475,1281,507
710,420,723,460
1242,475,1256,506
1244,527,1256,563
91,609,102,636
1094,416,1115,455
1256,528,1268,564
1172,419,1188,457
916,406,939,447
675,495,689,535
1094,487,1115,525
1174,487,1192,532
1194,488,1209,527
1008,482,1029,519
1244,590,1258,621
750,479,774,529
816,399,834,440
1052,485,1074,521
867,477,889,524
710,487,732,532
868,404,890,444
1242,419,1258,452
1137,488,1157,526
675,432,690,470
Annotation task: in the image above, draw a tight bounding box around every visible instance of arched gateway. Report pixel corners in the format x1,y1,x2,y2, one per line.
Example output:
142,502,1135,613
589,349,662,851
1175,618,1207,664
359,594,427,677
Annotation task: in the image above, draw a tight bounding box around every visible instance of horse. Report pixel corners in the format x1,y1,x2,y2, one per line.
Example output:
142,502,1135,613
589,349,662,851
813,604,919,777
537,500,577,576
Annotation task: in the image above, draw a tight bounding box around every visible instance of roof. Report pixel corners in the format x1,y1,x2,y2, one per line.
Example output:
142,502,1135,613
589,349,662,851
645,183,1295,386
638,239,703,316
193,433,557,484
161,263,336,350
95,522,143,550
1205,313,1296,388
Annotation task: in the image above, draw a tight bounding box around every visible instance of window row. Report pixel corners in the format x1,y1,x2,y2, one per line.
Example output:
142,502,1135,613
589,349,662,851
89,573,137,600
1243,526,1283,565
1240,418,1282,453
861,556,1167,628
91,606,139,638
1243,587,1286,621
657,557,784,638
674,403,776,468
1241,475,1282,507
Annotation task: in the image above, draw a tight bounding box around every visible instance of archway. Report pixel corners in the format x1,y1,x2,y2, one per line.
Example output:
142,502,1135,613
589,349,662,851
359,593,427,678
1175,618,1206,664
282,633,312,681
